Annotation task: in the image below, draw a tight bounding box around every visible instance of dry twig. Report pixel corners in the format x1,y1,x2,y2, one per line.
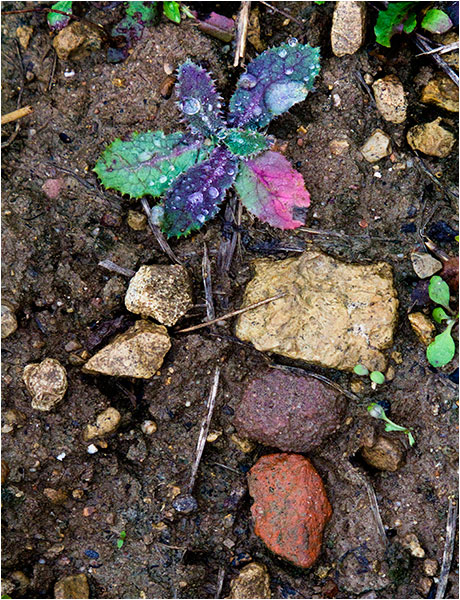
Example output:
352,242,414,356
202,243,216,322
435,498,458,599
416,41,459,56
98,259,135,278
1,105,33,125
415,34,459,87
2,40,25,149
215,566,226,599
141,198,182,265
259,0,304,27
234,1,251,67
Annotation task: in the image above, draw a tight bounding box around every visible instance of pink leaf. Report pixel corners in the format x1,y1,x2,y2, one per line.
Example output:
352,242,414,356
234,151,310,229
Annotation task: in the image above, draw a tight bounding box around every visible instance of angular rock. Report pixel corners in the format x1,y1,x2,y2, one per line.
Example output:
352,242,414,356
331,1,366,57
423,558,438,576
235,251,398,372
229,562,271,599
43,488,69,504
360,129,392,163
329,138,350,156
421,75,459,113
125,265,193,326
52,22,102,61
234,369,346,452
23,358,68,411
408,312,436,346
127,210,147,230
248,453,332,568
361,433,406,471
372,75,407,123
1,303,18,338
16,25,33,50
407,117,455,158
1,459,9,484
54,573,89,599
411,252,442,279
83,407,121,440
82,320,171,378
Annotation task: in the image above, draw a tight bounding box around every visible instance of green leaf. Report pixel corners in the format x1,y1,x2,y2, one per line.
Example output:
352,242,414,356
374,2,418,48
370,371,385,385
426,328,456,368
126,1,158,21
163,1,181,23
117,539,124,549
354,364,369,376
421,9,453,34
407,431,415,446
94,132,211,199
432,307,449,323
428,275,451,309
119,530,126,540
47,1,72,31
223,128,269,157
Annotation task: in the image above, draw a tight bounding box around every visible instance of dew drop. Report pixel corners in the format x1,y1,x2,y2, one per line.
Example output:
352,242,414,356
227,168,235,175
139,151,151,161
285,68,294,75
182,98,201,115
253,106,262,116
207,103,213,111
159,175,167,183
216,128,227,140
197,215,206,223
188,192,203,203
239,73,257,89
208,186,219,198
288,37,298,46
278,49,287,58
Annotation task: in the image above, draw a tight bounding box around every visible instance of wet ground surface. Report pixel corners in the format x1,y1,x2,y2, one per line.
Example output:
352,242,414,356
1,2,458,598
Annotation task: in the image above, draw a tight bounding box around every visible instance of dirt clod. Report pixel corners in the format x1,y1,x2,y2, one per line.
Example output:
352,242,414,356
52,22,102,61
83,407,121,440
23,358,68,411
54,573,89,599
408,312,436,346
331,1,366,57
228,562,271,599
1,459,9,485
421,75,459,113
1,303,17,339
406,117,455,157
402,533,426,558
43,488,69,505
361,433,406,471
127,210,147,231
372,75,407,123
248,453,332,568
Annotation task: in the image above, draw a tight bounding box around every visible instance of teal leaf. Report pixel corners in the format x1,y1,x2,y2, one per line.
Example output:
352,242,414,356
426,328,456,368
47,1,72,31
374,2,418,47
421,9,453,34
126,1,158,20
432,307,449,323
234,151,310,229
228,42,320,130
223,128,269,157
428,275,451,309
94,131,210,199
353,364,369,376
370,371,385,385
163,1,181,23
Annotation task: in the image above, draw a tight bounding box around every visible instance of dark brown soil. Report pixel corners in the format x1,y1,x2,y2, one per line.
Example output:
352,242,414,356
2,2,458,599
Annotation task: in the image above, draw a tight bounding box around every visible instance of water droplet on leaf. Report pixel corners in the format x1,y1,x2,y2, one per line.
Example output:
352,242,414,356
182,98,201,115
279,49,287,58
159,175,167,183
240,73,257,89
288,37,298,46
208,186,219,198
188,192,203,203
285,68,294,75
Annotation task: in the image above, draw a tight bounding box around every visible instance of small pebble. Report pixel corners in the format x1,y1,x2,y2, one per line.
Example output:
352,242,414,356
228,562,271,599
408,312,436,346
87,444,98,454
84,549,99,559
417,577,433,596
403,533,426,558
407,117,455,158
141,420,157,435
127,210,147,231
59,132,72,144
423,558,438,576
23,358,68,411
83,407,121,440
1,303,18,339
172,494,198,514
361,433,406,471
56,452,66,461
372,75,407,123
360,129,392,163
54,574,89,599
411,252,443,279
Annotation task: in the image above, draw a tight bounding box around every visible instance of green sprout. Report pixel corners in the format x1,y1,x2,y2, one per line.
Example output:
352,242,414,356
117,530,126,549
354,365,386,388
426,276,458,368
367,403,415,446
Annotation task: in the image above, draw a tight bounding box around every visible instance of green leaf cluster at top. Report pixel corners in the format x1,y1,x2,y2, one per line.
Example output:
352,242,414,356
426,276,458,368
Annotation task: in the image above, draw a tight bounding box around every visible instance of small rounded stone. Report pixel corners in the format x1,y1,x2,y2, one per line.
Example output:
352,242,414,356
23,358,68,411
1,303,18,339
172,494,198,514
141,420,157,435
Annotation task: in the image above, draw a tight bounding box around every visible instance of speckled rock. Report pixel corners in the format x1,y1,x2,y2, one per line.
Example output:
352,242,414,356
408,312,436,346
83,407,121,440
234,370,346,452
235,251,398,372
360,129,392,163
421,75,459,113
82,320,170,378
127,210,147,230
372,75,407,123
54,573,89,599
125,265,193,326
248,453,332,568
360,432,406,471
228,562,271,599
331,1,366,57
411,252,442,279
23,358,68,411
407,117,455,158
52,22,102,61
1,303,18,338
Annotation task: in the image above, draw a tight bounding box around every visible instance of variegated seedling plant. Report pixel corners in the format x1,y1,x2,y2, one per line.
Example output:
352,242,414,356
94,39,321,238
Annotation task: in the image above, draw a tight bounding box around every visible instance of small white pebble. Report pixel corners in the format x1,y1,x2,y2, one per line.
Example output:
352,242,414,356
87,444,98,454
185,400,191,407
56,452,66,461
373,171,382,178
64,70,75,78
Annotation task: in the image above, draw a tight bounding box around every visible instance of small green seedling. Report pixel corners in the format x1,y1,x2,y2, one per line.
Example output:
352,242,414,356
117,530,126,549
426,276,458,368
354,365,386,389
367,403,415,446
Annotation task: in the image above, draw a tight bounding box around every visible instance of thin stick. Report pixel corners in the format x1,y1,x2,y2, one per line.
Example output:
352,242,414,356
233,1,251,67
1,105,33,125
435,498,458,599
210,461,241,475
259,0,304,27
176,292,286,333
215,566,226,599
299,227,401,243
415,34,459,87
141,198,182,265
416,41,459,57
2,40,25,149
354,70,376,107
188,367,221,493
202,243,216,322
360,475,387,547
98,259,135,278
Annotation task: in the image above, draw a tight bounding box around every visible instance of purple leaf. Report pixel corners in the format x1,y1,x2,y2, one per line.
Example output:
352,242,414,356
228,41,320,130
234,151,310,230
162,147,238,238
107,1,158,63
197,12,235,42
176,60,227,137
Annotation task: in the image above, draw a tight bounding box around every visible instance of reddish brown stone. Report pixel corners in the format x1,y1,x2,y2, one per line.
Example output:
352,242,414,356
248,453,332,568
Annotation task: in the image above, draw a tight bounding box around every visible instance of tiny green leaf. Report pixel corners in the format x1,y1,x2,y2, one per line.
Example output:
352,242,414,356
163,1,181,23
402,10,417,33
432,307,449,323
421,9,453,34
354,364,369,376
370,371,385,385
117,539,124,549
47,1,72,31
426,327,456,368
428,275,451,309
374,1,418,47
223,128,269,157
407,431,415,446
119,530,126,540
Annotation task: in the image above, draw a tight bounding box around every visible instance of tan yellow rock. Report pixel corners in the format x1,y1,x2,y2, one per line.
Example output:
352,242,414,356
23,358,68,411
1,303,18,339
228,562,271,599
421,75,459,113
52,22,102,61
125,265,193,326
54,573,89,599
408,312,436,346
235,252,398,372
406,117,455,158
410,252,442,279
329,138,350,156
82,320,170,378
361,434,406,471
127,210,147,231
372,75,407,123
360,129,392,163
403,533,426,558
331,1,366,57
16,25,33,49
230,434,256,453
83,407,121,440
